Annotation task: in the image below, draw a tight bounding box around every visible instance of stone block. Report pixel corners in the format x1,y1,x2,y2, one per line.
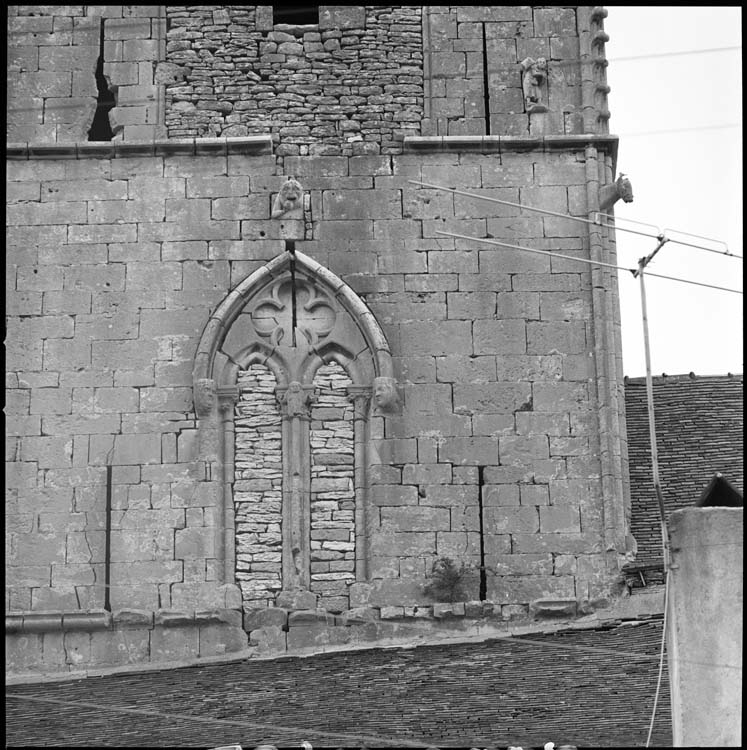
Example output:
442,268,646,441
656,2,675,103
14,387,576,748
286,622,341,651
512,532,601,555
433,602,465,619
520,484,550,506
110,560,183,586
370,531,436,559
370,438,418,466
112,433,161,465
154,609,193,627
533,381,589,412
549,437,589,457
435,531,481,559
149,625,199,662
472,319,527,355
175,527,215,560
89,628,150,666
499,435,550,465
250,625,287,654
113,609,154,629
501,604,529,621
380,606,404,620
319,6,366,30
63,630,91,667
529,598,578,619
275,589,318,610
351,578,432,608
439,437,499,466
483,506,538,534
288,609,337,626
527,321,587,356
487,574,575,605
402,463,452,486
419,483,477,506
199,623,248,656
453,383,532,415
486,554,554,576
381,506,451,532
471,414,515,437
539,505,581,533
399,321,472,356
338,607,379,625
244,607,288,632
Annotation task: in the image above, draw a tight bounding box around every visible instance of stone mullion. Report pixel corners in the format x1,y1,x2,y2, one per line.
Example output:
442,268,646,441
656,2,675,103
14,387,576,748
277,384,315,593
218,386,238,585
348,386,372,582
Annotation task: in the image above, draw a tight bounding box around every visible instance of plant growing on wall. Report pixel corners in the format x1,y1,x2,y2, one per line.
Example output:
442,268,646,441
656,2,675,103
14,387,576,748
423,556,468,603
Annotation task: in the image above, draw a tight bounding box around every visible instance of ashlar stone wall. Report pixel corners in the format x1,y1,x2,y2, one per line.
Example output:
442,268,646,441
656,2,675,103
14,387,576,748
7,5,164,144
6,5,627,673
6,139,628,623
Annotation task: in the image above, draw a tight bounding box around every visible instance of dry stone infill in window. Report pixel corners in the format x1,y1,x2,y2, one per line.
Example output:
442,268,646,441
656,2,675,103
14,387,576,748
310,362,355,612
234,364,283,610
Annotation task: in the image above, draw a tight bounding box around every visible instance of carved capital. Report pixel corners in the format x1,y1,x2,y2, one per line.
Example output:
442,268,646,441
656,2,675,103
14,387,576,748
217,385,239,413
347,385,372,419
276,381,315,418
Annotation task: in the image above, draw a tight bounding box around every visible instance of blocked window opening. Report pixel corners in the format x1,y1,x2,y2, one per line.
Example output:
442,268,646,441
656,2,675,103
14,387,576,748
272,5,319,26
309,362,355,612
87,19,115,141
234,364,283,611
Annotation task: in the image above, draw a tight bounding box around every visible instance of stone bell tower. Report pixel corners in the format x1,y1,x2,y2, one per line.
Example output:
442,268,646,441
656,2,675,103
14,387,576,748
6,5,633,671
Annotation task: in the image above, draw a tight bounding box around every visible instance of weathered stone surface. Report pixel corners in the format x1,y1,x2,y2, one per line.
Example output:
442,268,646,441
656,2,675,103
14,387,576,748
6,3,627,679
529,598,578,619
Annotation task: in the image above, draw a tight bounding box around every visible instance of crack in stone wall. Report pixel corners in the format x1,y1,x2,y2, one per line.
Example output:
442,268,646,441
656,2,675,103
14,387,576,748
309,362,355,611
234,364,282,610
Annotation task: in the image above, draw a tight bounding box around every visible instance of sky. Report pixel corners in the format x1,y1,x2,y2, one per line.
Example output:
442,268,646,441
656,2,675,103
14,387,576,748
603,6,742,377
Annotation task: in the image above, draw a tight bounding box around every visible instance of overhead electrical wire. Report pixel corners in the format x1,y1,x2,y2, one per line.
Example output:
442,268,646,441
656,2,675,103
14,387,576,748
409,180,741,259
434,231,742,296
608,45,741,62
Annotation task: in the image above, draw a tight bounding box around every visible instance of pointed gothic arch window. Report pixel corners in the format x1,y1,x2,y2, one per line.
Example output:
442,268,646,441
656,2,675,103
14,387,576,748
192,251,395,613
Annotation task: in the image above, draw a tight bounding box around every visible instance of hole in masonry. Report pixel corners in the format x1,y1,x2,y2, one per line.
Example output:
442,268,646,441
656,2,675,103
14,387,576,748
272,5,319,25
87,19,115,141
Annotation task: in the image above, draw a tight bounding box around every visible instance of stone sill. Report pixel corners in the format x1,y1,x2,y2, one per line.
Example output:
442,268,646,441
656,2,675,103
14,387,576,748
5,607,241,634
5,136,274,160
403,134,619,157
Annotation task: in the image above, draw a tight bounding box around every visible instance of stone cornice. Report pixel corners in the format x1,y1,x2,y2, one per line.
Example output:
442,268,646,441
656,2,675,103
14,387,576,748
404,134,619,162
5,136,274,160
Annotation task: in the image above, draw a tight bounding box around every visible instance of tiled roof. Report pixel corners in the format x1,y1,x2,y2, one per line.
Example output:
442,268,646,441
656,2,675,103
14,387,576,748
6,619,671,748
624,374,744,576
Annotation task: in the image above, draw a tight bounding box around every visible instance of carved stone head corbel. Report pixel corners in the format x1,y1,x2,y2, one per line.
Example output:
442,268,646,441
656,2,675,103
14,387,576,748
271,177,304,219
194,377,217,417
272,176,305,240
599,173,634,213
372,376,402,415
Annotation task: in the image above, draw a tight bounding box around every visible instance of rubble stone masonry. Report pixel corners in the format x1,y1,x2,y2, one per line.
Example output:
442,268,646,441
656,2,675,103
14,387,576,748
6,5,627,675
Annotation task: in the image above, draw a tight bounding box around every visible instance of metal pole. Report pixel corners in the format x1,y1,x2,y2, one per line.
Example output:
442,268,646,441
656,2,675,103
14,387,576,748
638,260,670,566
